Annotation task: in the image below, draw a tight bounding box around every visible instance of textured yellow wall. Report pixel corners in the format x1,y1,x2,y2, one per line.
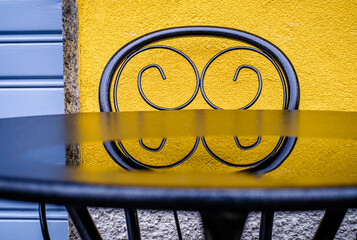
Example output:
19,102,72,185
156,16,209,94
77,0,357,177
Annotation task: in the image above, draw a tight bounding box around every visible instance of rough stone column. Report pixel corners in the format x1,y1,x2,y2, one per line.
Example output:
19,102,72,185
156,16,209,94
62,0,80,167
62,0,81,238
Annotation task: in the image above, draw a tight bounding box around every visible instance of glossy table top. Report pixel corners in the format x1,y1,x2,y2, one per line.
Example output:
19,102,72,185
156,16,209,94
0,110,356,211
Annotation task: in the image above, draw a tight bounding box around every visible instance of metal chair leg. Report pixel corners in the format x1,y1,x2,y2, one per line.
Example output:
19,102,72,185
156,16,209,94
200,211,248,240
259,210,274,240
313,208,347,240
125,208,141,240
173,210,183,240
66,205,102,240
39,203,51,240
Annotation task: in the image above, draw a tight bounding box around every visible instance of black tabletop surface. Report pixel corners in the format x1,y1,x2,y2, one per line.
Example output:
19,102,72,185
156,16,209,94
0,110,356,211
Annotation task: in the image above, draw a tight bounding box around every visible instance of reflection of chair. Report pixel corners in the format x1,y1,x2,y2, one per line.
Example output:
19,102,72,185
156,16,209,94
98,26,302,239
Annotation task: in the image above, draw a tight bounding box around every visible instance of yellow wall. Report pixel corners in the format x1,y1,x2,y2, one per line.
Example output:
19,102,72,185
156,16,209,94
77,0,357,177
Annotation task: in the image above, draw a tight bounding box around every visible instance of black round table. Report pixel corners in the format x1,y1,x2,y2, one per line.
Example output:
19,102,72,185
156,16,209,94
0,110,356,240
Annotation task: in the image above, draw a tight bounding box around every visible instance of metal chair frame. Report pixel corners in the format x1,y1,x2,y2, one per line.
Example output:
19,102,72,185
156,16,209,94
39,26,349,240
98,26,301,240
99,26,300,176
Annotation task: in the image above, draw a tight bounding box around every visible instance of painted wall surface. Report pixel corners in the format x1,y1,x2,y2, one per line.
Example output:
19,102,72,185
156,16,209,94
0,0,68,239
77,0,356,178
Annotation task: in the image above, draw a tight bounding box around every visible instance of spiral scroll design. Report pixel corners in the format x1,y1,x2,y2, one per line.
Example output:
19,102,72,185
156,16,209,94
235,136,261,150
111,45,287,169
99,26,299,171
113,45,200,111
139,138,166,152
113,45,200,169
199,46,287,167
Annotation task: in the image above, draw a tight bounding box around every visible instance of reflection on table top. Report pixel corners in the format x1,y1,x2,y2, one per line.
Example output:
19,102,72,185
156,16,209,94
1,110,356,148
0,110,356,211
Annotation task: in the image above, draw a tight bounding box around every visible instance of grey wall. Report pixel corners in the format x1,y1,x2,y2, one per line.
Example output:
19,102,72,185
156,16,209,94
0,0,68,239
0,0,64,119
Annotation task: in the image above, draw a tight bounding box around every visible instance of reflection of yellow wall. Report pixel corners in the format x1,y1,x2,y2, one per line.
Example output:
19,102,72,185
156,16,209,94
77,0,357,177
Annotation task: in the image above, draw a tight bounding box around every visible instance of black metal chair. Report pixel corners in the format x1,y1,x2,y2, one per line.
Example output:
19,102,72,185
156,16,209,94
39,26,348,240
99,26,300,175
98,26,301,240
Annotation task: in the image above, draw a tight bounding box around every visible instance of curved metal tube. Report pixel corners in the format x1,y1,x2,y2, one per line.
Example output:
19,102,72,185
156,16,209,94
39,203,50,240
233,65,262,110
118,137,200,169
137,64,167,111
113,45,200,111
99,26,299,171
113,46,200,168
139,138,166,152
234,136,261,150
201,136,284,168
137,64,168,153
200,46,288,165
200,46,286,110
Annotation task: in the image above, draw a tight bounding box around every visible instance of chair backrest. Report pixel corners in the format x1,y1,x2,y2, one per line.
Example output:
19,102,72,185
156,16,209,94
98,26,300,174
96,27,348,240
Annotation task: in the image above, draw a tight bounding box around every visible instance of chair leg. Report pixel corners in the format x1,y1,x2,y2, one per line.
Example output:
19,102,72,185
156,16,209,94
173,210,183,240
200,210,248,240
66,205,102,240
39,203,50,240
125,208,141,240
259,210,274,240
313,208,347,240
